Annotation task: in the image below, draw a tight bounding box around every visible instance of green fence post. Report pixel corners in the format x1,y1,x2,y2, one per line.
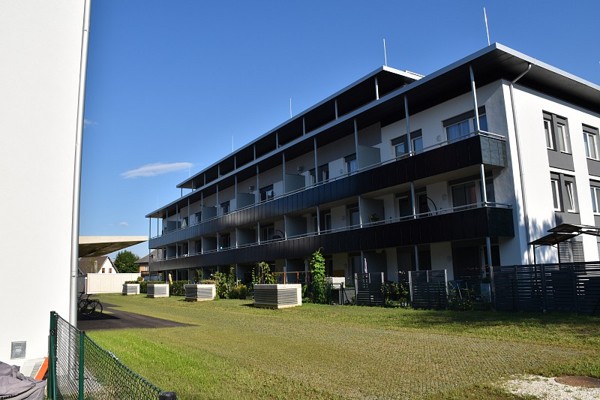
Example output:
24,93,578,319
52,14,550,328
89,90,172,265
79,331,85,399
48,311,57,400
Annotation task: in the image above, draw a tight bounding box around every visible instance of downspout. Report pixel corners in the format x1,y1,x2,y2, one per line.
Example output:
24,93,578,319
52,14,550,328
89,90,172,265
509,63,533,264
70,0,91,326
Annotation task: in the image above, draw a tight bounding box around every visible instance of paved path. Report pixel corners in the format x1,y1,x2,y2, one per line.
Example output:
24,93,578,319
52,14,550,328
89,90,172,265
77,303,190,331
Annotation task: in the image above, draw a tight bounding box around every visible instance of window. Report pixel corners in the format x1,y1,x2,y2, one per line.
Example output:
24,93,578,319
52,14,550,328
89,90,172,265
221,201,230,215
260,185,274,201
392,129,423,157
450,177,494,208
412,131,423,154
309,164,330,184
345,154,358,174
584,125,599,160
392,135,408,158
260,224,274,241
397,195,412,218
544,118,554,149
347,204,360,226
557,123,570,153
564,181,577,212
452,182,478,208
101,268,105,273
590,185,600,214
551,178,561,211
195,212,202,224
219,233,231,249
320,210,332,232
544,112,570,154
443,108,487,143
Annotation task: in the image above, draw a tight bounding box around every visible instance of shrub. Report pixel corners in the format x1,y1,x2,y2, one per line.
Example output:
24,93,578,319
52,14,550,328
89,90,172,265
382,281,410,307
229,284,248,299
170,280,187,296
308,249,330,304
252,262,276,286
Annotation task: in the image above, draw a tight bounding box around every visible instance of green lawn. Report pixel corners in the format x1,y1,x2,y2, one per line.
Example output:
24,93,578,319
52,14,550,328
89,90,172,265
88,294,600,399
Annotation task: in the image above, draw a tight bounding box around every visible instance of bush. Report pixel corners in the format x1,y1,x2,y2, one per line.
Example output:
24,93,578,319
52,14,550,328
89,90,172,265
170,280,187,296
382,281,410,307
229,284,248,299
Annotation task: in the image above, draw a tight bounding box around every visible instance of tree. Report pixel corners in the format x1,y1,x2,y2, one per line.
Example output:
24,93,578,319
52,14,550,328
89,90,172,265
114,250,139,273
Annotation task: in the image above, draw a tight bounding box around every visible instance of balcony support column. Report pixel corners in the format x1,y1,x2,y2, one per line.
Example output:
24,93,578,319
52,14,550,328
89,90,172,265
353,119,359,166
216,184,219,212
485,237,492,278
404,96,412,154
282,152,286,191
374,77,379,100
313,137,318,183
414,245,420,271
256,165,260,203
480,164,488,205
257,221,261,245
316,206,321,235
410,182,416,218
469,65,481,133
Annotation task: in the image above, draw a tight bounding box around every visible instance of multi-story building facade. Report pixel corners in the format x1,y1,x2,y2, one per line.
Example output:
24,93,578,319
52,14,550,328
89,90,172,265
146,43,600,284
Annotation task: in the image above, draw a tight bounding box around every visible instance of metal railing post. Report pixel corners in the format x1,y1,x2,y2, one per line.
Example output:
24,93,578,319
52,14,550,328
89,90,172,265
48,311,58,400
79,332,85,398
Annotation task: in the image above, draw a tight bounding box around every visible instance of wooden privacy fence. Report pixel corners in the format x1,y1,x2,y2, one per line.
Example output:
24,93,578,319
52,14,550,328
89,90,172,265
492,262,600,315
354,273,385,306
409,270,448,309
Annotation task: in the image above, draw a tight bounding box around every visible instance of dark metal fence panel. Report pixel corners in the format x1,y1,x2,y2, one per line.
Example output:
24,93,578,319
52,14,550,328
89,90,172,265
409,270,448,310
354,273,384,306
492,263,600,315
48,312,168,399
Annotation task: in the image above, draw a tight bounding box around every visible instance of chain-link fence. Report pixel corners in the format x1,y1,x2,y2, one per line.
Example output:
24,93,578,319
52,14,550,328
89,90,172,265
48,311,176,399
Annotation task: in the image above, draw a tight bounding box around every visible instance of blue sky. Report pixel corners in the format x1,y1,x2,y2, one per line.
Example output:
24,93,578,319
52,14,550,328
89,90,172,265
80,0,600,258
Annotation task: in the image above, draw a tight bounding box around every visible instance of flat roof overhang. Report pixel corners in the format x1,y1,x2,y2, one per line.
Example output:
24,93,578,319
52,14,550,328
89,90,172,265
79,236,147,257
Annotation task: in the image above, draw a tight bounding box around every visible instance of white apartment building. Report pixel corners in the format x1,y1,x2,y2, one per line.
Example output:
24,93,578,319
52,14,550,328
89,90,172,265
147,43,600,285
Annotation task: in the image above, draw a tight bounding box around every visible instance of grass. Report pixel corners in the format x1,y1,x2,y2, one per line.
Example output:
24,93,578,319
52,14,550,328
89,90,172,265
87,294,600,399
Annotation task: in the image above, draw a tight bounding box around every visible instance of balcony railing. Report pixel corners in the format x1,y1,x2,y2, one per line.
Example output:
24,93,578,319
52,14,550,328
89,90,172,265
153,202,511,262
154,131,506,239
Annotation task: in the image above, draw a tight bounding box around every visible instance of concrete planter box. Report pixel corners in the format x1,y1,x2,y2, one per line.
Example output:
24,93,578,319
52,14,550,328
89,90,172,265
184,284,216,302
147,283,169,298
122,283,140,295
253,284,302,309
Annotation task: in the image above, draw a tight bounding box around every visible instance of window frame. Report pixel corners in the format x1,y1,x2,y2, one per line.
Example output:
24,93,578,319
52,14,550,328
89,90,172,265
584,125,600,160
551,178,561,211
590,184,600,214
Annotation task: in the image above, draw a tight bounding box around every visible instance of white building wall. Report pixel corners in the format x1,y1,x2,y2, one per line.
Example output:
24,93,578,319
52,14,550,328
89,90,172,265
86,273,141,294
430,242,453,281
0,0,89,366
507,83,600,263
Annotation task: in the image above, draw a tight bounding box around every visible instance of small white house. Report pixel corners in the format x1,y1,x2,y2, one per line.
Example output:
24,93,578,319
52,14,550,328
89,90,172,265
79,256,117,275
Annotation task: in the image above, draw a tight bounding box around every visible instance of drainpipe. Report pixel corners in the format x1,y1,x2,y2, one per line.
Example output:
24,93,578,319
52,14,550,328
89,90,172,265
70,0,91,326
509,63,533,264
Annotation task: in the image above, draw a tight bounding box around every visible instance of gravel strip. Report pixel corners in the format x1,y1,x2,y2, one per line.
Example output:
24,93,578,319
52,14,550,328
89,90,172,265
502,375,600,400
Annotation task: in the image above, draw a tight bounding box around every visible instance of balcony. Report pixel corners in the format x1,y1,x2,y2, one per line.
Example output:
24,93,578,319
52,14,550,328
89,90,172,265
150,203,513,269
150,133,507,248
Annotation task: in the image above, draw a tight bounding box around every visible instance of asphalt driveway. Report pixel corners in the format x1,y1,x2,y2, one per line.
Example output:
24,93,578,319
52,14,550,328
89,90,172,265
77,303,190,331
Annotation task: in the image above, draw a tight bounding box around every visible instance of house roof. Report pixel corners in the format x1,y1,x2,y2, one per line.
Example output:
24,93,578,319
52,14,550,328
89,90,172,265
78,256,113,274
135,250,158,265
79,236,147,257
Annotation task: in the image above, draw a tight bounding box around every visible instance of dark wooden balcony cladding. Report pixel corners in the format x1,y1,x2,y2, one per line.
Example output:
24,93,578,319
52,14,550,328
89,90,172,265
150,135,506,248
150,206,513,270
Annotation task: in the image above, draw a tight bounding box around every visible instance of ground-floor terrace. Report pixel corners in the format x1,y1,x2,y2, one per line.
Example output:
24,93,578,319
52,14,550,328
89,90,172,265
150,233,504,287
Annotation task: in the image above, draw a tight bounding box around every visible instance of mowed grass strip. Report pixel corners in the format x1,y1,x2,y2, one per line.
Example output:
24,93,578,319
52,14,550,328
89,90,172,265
88,294,600,399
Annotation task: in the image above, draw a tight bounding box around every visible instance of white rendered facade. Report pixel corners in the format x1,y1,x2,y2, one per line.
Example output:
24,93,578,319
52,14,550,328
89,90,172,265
0,0,89,365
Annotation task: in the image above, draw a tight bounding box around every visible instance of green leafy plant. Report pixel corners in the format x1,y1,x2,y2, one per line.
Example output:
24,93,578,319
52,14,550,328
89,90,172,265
381,281,410,307
252,261,276,286
308,249,329,304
